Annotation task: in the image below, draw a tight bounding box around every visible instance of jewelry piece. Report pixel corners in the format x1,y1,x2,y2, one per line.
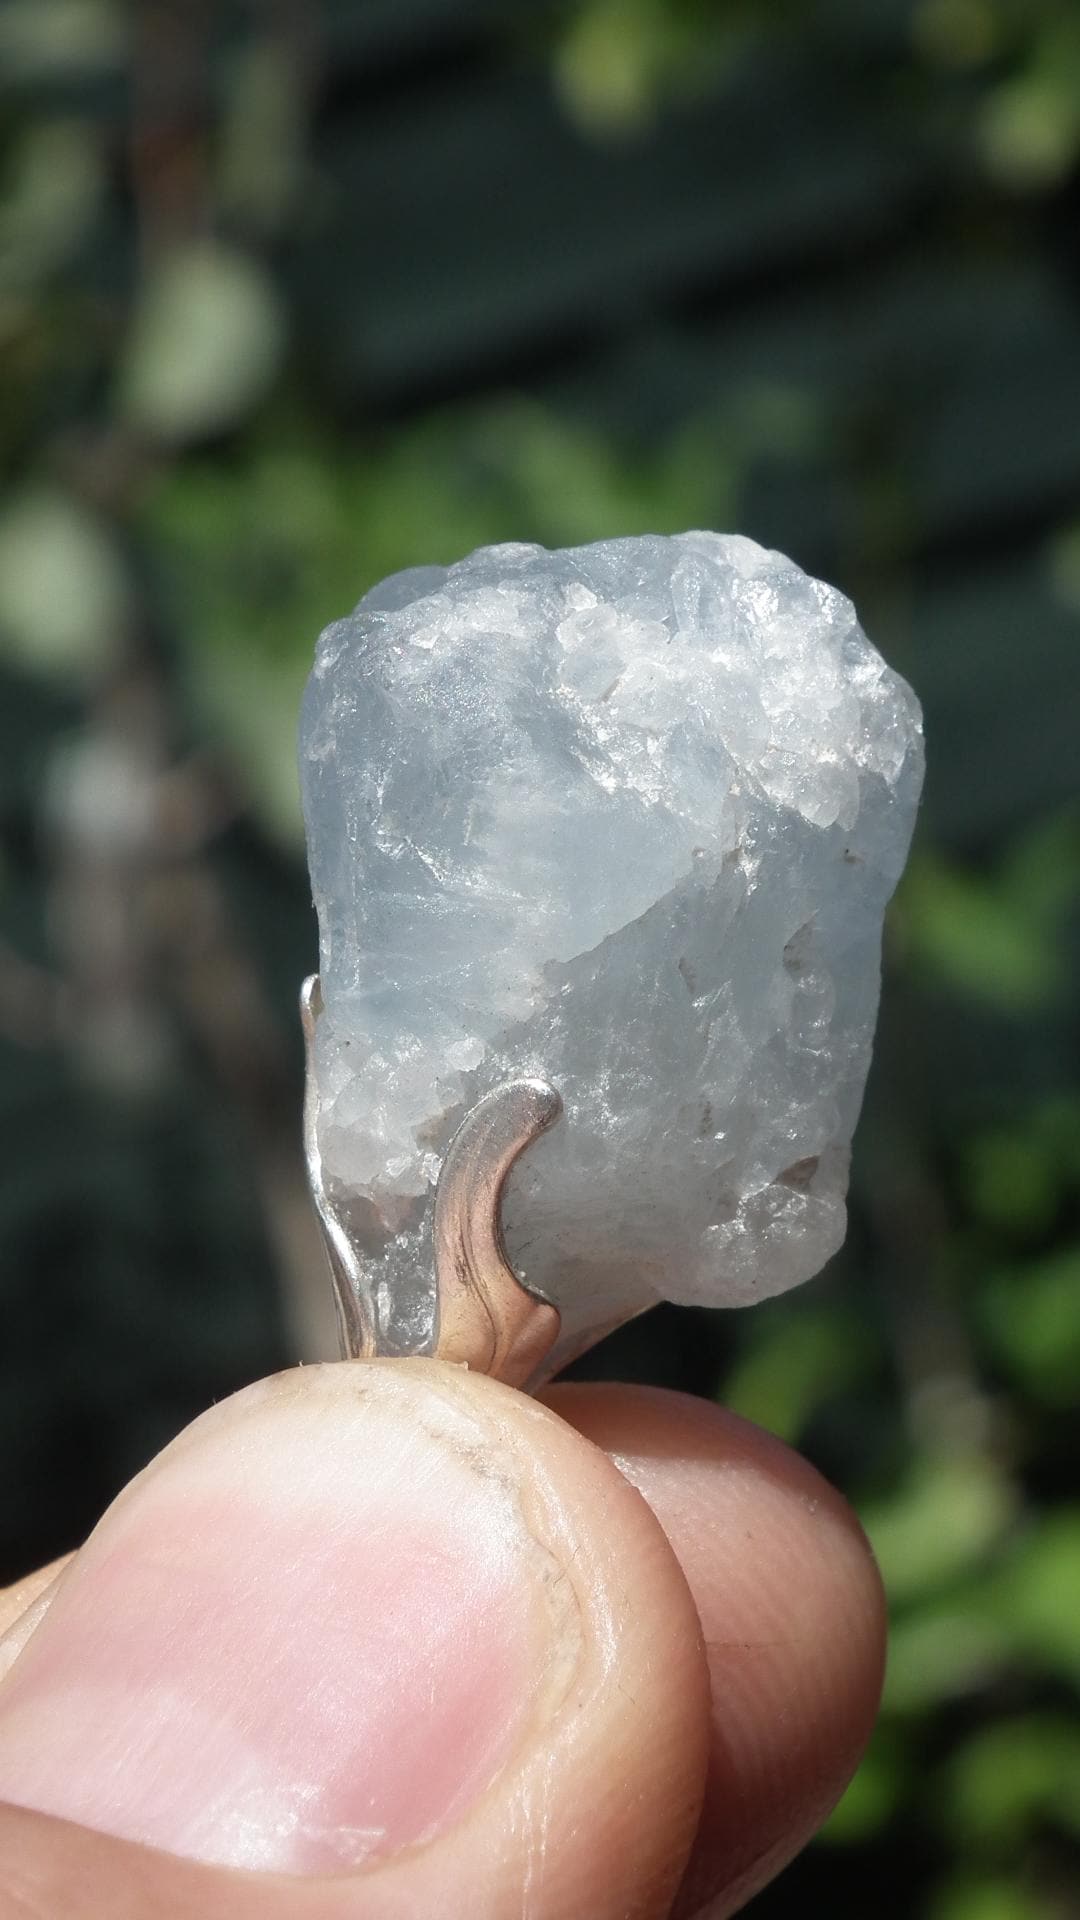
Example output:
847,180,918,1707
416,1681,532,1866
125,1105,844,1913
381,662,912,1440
304,967,563,1384
300,533,923,1385
429,1076,562,1385
301,973,375,1362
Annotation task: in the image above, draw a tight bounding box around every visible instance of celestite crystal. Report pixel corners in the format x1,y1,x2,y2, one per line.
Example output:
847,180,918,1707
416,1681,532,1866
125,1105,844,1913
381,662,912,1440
300,533,923,1363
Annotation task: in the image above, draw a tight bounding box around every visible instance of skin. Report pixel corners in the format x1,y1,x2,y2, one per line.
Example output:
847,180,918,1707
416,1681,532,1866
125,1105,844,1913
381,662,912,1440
0,1359,886,1919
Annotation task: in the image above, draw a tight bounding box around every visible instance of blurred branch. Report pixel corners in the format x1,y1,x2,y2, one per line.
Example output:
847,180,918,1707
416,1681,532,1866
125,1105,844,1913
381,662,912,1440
130,0,213,256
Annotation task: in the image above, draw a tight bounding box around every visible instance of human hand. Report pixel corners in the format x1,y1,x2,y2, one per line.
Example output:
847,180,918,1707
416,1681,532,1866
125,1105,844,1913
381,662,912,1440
0,1361,885,1917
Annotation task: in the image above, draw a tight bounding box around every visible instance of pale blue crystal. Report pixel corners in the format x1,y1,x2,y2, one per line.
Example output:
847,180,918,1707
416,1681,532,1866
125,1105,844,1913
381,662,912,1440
300,533,923,1361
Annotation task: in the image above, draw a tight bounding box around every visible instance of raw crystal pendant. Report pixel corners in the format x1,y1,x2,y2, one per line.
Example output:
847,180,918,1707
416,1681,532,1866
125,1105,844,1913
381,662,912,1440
299,533,923,1382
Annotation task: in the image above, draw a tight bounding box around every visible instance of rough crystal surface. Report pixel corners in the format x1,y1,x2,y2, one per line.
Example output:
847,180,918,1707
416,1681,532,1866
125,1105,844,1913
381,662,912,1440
300,533,924,1361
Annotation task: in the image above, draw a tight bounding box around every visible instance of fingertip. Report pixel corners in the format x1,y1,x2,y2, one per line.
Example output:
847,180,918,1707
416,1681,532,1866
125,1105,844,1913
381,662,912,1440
545,1382,886,1917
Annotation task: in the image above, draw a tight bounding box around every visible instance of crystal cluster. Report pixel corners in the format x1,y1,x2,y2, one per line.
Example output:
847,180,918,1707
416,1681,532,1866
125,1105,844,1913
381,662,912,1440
300,533,923,1361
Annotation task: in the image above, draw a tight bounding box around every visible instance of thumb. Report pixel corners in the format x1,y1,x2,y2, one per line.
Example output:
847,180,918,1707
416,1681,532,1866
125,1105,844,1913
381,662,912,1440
0,1361,709,1919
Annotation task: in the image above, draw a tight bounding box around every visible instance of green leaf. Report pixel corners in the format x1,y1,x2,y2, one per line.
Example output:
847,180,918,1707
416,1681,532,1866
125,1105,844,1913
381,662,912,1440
552,0,734,135
217,40,305,235
0,120,105,293
984,1511,1080,1684
191,644,306,847
999,808,1080,926
942,1713,1080,1848
962,1130,1060,1237
821,1729,910,1842
884,1598,1008,1714
898,846,1067,1013
0,488,128,683
723,1303,874,1443
912,0,1001,70
929,1875,1060,1920
979,16,1080,189
981,1249,1080,1408
117,241,286,443
864,1454,1016,1606
0,0,128,83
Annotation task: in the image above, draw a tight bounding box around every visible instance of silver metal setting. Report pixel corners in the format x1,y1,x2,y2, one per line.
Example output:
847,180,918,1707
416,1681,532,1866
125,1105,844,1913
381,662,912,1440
300,974,376,1361
301,974,563,1384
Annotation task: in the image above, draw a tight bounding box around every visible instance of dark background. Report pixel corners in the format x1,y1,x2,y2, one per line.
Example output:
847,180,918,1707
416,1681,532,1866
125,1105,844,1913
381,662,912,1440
2,3,1079,1915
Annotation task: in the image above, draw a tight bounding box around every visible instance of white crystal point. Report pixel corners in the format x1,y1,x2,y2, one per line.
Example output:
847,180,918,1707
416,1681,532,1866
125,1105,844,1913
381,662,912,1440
299,533,924,1363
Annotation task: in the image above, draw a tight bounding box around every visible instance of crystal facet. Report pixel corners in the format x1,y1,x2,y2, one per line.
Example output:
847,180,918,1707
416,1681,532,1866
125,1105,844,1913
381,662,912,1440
299,533,923,1363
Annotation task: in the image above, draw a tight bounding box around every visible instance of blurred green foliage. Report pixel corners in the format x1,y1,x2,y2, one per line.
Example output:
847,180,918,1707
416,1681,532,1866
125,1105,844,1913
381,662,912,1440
1,1,1078,1914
